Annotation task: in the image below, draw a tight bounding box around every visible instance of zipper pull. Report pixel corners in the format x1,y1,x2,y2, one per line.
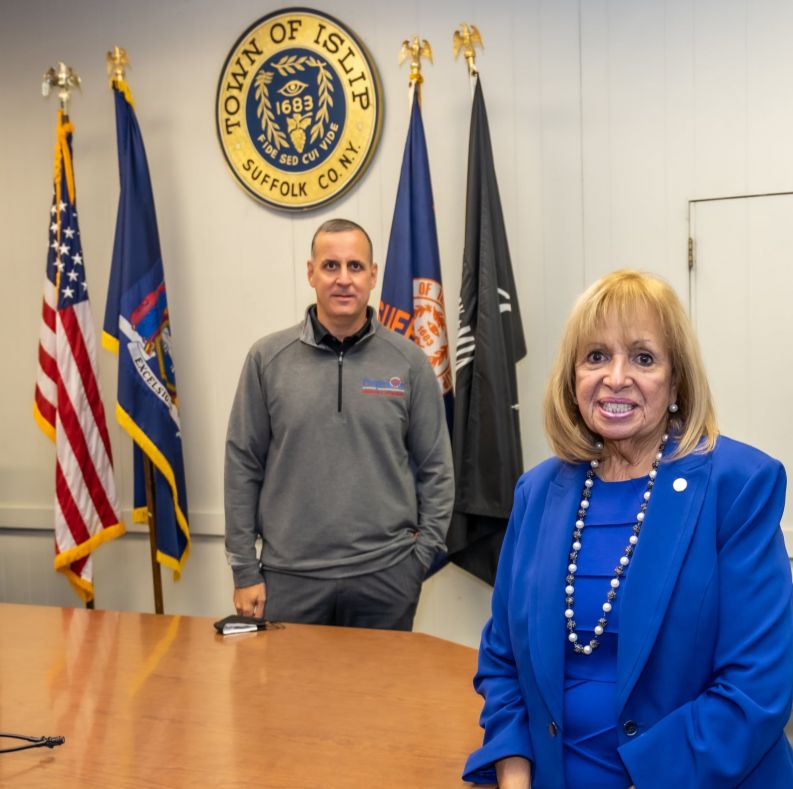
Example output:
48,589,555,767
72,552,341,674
337,351,344,413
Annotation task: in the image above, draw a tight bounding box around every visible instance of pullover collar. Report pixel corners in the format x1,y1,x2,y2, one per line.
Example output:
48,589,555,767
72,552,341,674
304,305,375,353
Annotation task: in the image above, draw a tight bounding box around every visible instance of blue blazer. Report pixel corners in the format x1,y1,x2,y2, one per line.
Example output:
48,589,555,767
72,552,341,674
464,436,793,788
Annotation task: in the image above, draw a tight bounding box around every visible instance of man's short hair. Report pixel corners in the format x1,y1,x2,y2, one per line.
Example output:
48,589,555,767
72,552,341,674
310,218,373,262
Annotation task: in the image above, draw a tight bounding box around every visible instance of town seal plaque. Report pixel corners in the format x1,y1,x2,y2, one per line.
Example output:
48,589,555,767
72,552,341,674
216,9,383,211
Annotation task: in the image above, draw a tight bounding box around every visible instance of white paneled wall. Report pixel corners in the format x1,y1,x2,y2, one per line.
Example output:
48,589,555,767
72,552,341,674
2,1,792,647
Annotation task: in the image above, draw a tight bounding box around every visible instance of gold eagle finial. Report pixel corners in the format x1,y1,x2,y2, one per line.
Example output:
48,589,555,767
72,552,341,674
106,46,130,87
452,24,483,76
399,36,433,85
42,62,82,114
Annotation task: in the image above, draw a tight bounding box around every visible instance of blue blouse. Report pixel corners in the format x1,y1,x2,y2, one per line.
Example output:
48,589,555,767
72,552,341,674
563,475,648,789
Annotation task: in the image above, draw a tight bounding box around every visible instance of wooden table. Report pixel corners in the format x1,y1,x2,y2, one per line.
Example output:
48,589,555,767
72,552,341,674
0,604,484,787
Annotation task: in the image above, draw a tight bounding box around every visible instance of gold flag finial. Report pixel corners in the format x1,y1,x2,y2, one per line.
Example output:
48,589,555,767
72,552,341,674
106,46,130,87
42,62,82,115
452,24,483,76
399,36,433,86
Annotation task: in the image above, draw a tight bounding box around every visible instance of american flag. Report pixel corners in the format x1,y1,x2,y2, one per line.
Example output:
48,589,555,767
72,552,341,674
33,111,125,602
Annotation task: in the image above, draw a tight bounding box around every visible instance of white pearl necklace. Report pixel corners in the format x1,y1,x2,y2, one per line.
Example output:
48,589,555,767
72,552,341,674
564,434,668,656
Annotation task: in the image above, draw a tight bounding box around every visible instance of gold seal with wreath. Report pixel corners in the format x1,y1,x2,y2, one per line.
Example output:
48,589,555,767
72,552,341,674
216,9,383,211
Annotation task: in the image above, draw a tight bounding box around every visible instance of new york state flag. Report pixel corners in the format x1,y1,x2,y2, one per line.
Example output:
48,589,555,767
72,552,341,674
103,79,189,575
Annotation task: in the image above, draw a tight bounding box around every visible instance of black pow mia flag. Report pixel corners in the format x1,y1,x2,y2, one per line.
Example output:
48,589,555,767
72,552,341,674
448,76,527,585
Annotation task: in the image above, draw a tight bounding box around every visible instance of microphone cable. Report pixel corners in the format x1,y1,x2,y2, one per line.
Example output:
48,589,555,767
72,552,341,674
0,733,65,754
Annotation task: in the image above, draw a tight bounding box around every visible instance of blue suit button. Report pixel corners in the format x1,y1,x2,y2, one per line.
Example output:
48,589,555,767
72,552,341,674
623,720,638,736
548,721,558,737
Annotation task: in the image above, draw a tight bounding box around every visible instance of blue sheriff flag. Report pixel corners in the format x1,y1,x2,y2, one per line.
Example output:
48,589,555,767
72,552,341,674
379,89,453,429
102,79,190,576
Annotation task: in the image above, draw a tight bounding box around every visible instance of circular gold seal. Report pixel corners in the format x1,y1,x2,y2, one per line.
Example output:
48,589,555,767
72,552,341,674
216,9,383,211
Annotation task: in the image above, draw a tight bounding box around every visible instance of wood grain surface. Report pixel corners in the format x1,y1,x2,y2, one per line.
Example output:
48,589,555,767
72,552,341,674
0,603,484,788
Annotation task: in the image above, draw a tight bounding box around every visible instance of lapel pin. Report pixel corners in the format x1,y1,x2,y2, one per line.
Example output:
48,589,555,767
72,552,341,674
673,477,688,492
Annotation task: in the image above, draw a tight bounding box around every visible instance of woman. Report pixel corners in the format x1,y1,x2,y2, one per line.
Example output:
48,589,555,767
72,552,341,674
463,270,793,788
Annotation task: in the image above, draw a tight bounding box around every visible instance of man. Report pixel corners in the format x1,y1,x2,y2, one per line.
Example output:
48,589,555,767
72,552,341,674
224,218,454,630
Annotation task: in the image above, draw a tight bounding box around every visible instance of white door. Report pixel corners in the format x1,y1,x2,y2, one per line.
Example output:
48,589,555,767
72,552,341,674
690,193,793,553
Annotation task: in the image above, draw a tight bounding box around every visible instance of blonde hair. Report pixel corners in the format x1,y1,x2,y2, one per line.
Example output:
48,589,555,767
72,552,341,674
544,270,718,462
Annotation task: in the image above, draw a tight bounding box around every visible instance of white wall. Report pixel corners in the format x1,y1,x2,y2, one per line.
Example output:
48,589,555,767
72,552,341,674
2,0,792,647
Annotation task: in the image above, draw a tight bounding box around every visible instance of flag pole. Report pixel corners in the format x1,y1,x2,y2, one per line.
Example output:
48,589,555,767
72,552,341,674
106,46,164,615
142,455,164,614
382,33,453,577
447,24,528,585
39,61,125,606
